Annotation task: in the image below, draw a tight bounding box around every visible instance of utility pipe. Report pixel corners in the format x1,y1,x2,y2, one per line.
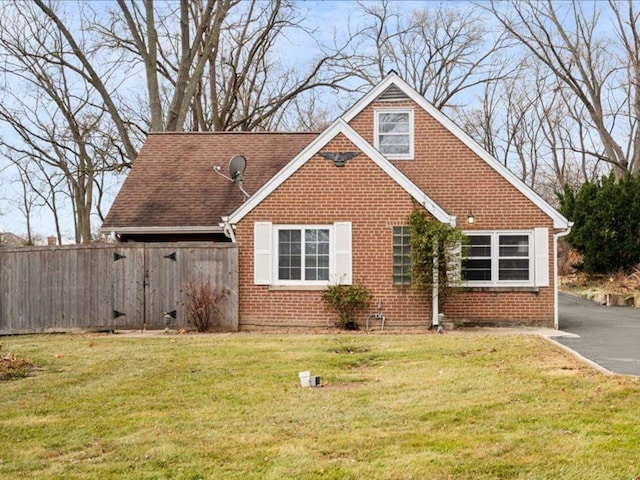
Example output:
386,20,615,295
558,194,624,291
553,224,573,329
432,243,440,330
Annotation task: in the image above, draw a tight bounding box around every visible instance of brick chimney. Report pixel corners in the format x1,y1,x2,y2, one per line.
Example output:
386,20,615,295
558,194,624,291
47,236,56,246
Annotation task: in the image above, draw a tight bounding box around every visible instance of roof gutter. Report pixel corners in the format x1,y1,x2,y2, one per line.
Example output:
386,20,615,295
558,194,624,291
98,225,224,235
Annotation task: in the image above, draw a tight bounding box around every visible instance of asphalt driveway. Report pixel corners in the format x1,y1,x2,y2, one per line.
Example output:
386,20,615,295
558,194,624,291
555,292,640,376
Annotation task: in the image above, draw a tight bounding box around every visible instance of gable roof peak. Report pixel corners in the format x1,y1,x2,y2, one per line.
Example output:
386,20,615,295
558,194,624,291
377,83,410,102
342,72,570,230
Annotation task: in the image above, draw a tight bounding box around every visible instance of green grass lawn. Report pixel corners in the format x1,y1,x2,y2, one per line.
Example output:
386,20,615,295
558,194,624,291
1,332,639,479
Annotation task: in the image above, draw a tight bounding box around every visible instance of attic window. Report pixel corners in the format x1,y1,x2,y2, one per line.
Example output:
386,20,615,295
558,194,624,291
375,109,414,159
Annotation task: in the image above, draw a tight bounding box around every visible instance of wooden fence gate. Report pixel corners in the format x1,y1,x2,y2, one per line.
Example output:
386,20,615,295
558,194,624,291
0,242,238,334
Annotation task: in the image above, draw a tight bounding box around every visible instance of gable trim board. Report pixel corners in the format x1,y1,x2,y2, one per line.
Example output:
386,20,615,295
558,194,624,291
342,73,571,230
228,118,456,227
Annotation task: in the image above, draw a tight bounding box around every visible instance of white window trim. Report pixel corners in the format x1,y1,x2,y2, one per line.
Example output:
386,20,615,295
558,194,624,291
272,224,333,286
462,231,534,287
374,108,414,160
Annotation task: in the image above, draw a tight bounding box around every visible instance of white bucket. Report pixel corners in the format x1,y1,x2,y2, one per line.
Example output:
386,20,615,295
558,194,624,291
298,371,311,388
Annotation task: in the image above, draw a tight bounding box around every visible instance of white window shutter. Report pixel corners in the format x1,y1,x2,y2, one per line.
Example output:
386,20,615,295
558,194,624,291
254,222,272,285
333,222,352,285
534,228,549,287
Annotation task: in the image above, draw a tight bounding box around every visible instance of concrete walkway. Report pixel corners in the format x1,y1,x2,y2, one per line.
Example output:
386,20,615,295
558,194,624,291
553,293,640,376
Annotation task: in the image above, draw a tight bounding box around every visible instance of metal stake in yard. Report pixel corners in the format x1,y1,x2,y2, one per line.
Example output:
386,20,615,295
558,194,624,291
163,312,171,333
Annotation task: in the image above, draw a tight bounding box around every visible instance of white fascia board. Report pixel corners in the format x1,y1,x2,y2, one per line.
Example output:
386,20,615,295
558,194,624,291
343,73,571,230
98,225,223,235
227,119,455,226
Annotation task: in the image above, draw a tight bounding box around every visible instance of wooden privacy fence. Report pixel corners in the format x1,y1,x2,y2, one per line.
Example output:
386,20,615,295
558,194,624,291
0,242,238,334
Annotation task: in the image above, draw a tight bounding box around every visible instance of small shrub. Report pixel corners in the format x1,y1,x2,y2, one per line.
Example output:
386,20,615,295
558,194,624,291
1,346,35,381
183,280,226,332
321,282,373,330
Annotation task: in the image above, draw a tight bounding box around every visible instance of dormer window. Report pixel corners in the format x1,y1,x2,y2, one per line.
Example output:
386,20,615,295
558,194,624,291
375,109,414,159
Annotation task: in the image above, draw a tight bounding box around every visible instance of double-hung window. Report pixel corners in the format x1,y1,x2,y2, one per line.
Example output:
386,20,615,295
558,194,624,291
375,109,414,159
498,235,530,281
462,234,492,282
277,227,330,282
253,222,352,287
462,232,533,286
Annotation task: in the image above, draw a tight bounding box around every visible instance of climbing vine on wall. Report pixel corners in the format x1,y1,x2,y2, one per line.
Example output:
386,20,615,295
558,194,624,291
407,205,466,307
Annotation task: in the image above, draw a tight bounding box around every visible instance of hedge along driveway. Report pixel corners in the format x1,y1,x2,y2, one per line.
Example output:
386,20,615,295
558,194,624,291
1,332,639,479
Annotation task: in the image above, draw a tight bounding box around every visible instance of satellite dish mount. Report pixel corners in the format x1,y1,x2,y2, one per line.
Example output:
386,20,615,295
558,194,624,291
213,155,250,201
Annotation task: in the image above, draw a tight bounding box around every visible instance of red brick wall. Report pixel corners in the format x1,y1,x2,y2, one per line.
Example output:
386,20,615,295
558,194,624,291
351,101,555,326
235,100,556,329
236,133,433,329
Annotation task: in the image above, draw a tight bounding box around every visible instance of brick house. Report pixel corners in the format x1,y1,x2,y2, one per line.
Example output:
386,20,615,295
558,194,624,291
102,73,571,329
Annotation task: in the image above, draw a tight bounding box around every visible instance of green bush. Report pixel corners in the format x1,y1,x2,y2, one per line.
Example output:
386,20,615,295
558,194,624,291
321,282,373,330
559,173,640,274
407,205,465,307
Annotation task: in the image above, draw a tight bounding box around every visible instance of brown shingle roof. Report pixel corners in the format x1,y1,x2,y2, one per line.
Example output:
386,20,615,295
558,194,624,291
102,132,318,230
0,232,27,247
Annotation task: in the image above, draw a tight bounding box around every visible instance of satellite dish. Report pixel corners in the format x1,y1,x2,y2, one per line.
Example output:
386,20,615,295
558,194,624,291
213,154,250,201
229,155,246,181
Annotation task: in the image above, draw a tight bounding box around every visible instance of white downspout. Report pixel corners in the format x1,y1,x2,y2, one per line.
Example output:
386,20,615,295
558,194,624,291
432,244,439,329
553,224,573,329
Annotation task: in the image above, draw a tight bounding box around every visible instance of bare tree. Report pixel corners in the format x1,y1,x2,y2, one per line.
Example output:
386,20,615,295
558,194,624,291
458,58,604,205
610,0,640,175
487,0,640,177
86,0,351,132
2,0,350,241
32,0,141,165
328,1,509,111
108,0,235,132
14,169,38,245
273,89,337,132
0,2,123,243
8,157,66,245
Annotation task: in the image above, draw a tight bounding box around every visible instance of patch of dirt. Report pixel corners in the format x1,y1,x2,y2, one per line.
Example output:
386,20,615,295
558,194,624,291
560,265,640,297
310,383,361,391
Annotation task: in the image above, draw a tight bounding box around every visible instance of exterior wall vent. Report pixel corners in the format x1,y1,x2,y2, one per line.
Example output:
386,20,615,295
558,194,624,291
377,84,410,102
